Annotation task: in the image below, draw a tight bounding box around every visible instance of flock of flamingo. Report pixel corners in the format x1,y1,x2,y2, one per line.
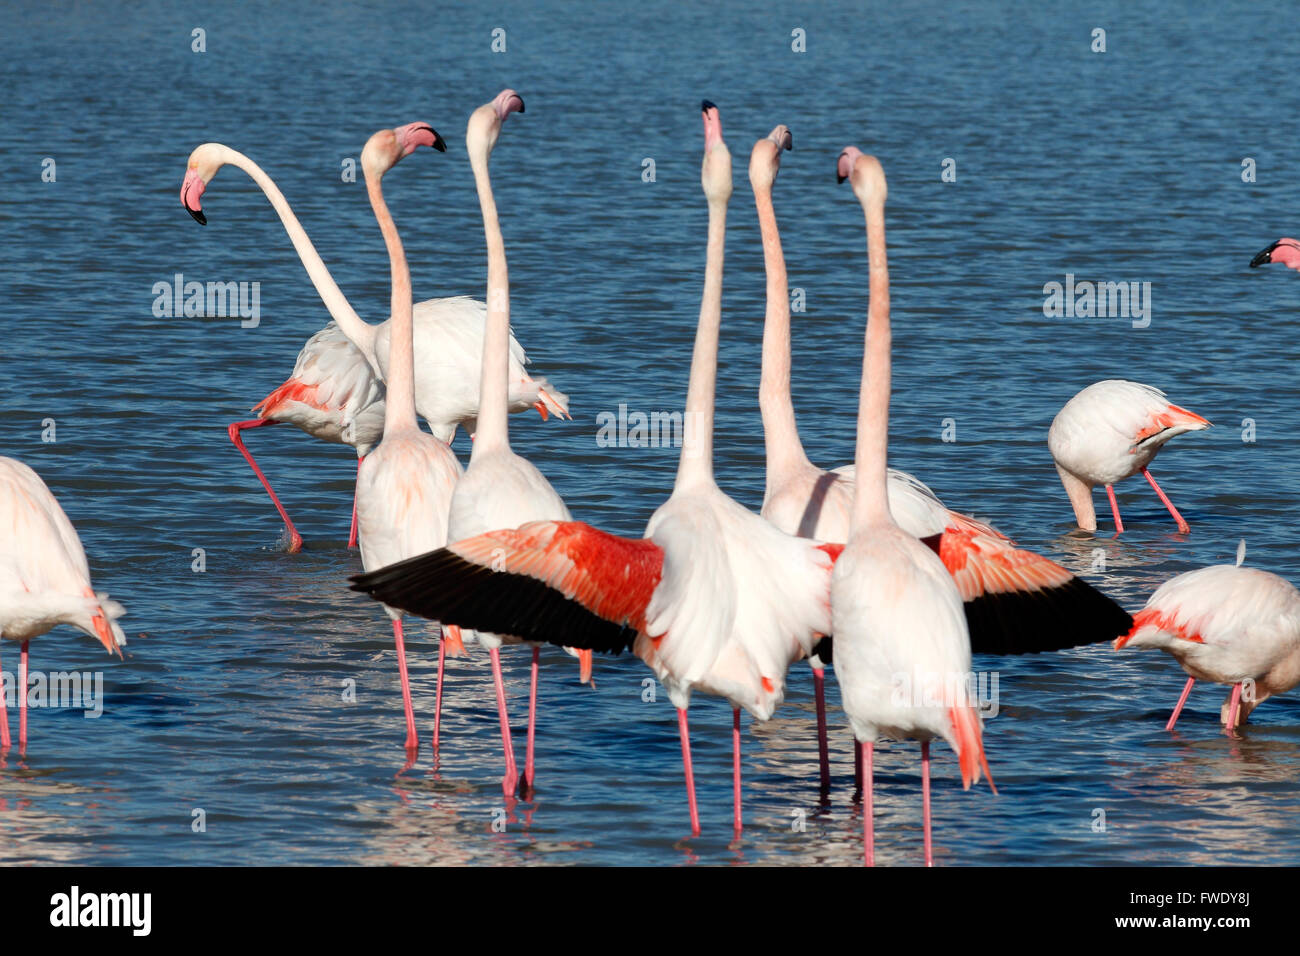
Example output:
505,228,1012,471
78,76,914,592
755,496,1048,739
4,89,1300,866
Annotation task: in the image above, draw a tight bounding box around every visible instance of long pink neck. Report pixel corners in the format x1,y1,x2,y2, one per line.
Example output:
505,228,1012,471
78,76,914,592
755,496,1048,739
754,179,811,485
675,193,727,490
216,146,378,363
850,193,892,530
468,146,511,456
366,171,418,435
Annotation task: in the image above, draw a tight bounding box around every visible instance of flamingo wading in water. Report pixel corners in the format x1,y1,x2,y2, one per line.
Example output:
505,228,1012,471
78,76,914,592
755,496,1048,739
749,127,1132,790
1049,380,1209,535
829,146,994,867
0,457,127,751
353,102,839,837
352,121,464,759
1117,540,1300,734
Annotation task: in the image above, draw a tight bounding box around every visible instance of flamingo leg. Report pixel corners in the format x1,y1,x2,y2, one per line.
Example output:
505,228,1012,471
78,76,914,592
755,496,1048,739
921,740,933,867
732,707,743,835
854,735,864,800
862,741,874,867
524,645,539,795
1166,677,1195,731
1105,484,1124,535
489,647,518,797
813,667,830,795
348,456,364,548
432,637,446,757
227,419,303,553
1222,681,1242,733
677,708,701,837
0,645,9,750
391,619,419,757
1142,467,1190,534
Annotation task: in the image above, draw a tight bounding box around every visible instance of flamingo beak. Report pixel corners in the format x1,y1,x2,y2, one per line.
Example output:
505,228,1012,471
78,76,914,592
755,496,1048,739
1250,242,1277,268
400,123,446,155
181,170,207,225
768,125,792,152
494,89,525,121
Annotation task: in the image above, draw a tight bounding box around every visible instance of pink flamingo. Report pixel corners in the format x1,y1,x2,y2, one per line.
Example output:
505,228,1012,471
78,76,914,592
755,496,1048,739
179,139,570,551
1250,238,1300,270
1049,380,1210,534
749,128,1132,791
829,146,994,867
441,90,576,798
353,121,464,759
1117,540,1300,734
353,102,839,837
0,457,126,751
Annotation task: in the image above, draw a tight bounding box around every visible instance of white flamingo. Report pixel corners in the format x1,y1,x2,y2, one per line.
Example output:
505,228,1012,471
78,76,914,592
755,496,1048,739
0,457,127,751
1117,540,1300,734
353,122,464,760
352,101,838,837
829,146,994,867
1049,380,1210,534
749,127,1132,791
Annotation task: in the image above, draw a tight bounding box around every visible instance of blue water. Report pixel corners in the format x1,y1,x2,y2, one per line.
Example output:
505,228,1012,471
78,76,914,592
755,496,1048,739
2,0,1299,865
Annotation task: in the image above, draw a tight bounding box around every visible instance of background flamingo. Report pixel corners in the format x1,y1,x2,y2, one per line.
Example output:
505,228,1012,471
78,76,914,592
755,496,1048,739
1117,540,1300,734
1049,379,1210,534
829,146,993,867
0,457,126,752
1250,238,1300,270
353,122,464,760
353,101,839,838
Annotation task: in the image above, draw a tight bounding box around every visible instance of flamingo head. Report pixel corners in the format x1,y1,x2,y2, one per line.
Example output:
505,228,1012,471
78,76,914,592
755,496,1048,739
1250,237,1300,270
700,100,732,202
748,124,792,192
362,122,445,180
467,89,525,163
179,143,227,225
837,146,886,206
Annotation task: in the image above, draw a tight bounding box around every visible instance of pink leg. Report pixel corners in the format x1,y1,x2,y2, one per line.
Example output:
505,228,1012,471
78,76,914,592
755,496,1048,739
677,708,701,837
732,707,743,835
524,645,539,794
813,668,830,794
862,741,874,867
228,419,303,553
391,620,418,756
489,647,518,797
1105,484,1124,535
1222,681,1242,733
19,641,29,752
432,638,446,757
0,646,9,751
348,456,363,548
1166,676,1195,731
1143,467,1190,534
921,740,933,867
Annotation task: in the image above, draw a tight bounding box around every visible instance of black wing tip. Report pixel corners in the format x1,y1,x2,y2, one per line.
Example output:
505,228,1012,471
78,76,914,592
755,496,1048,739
965,576,1133,656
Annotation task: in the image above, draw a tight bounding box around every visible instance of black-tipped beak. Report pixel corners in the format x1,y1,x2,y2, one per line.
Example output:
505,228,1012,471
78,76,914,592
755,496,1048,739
421,125,448,152
701,99,717,113
186,205,207,226
1250,243,1276,268
837,149,851,184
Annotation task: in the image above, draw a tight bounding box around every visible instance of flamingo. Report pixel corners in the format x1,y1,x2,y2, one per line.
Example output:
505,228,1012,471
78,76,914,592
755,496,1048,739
178,137,571,546
829,146,994,868
1049,380,1210,535
352,101,839,837
353,121,464,759
1116,540,1300,734
0,457,127,751
749,129,1132,789
439,89,577,798
1250,238,1300,270
228,322,386,553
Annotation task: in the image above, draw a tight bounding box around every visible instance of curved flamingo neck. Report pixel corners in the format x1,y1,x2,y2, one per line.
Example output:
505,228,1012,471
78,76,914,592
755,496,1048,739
468,144,511,456
214,145,378,365
851,193,892,531
675,193,727,491
754,179,812,485
366,170,418,435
